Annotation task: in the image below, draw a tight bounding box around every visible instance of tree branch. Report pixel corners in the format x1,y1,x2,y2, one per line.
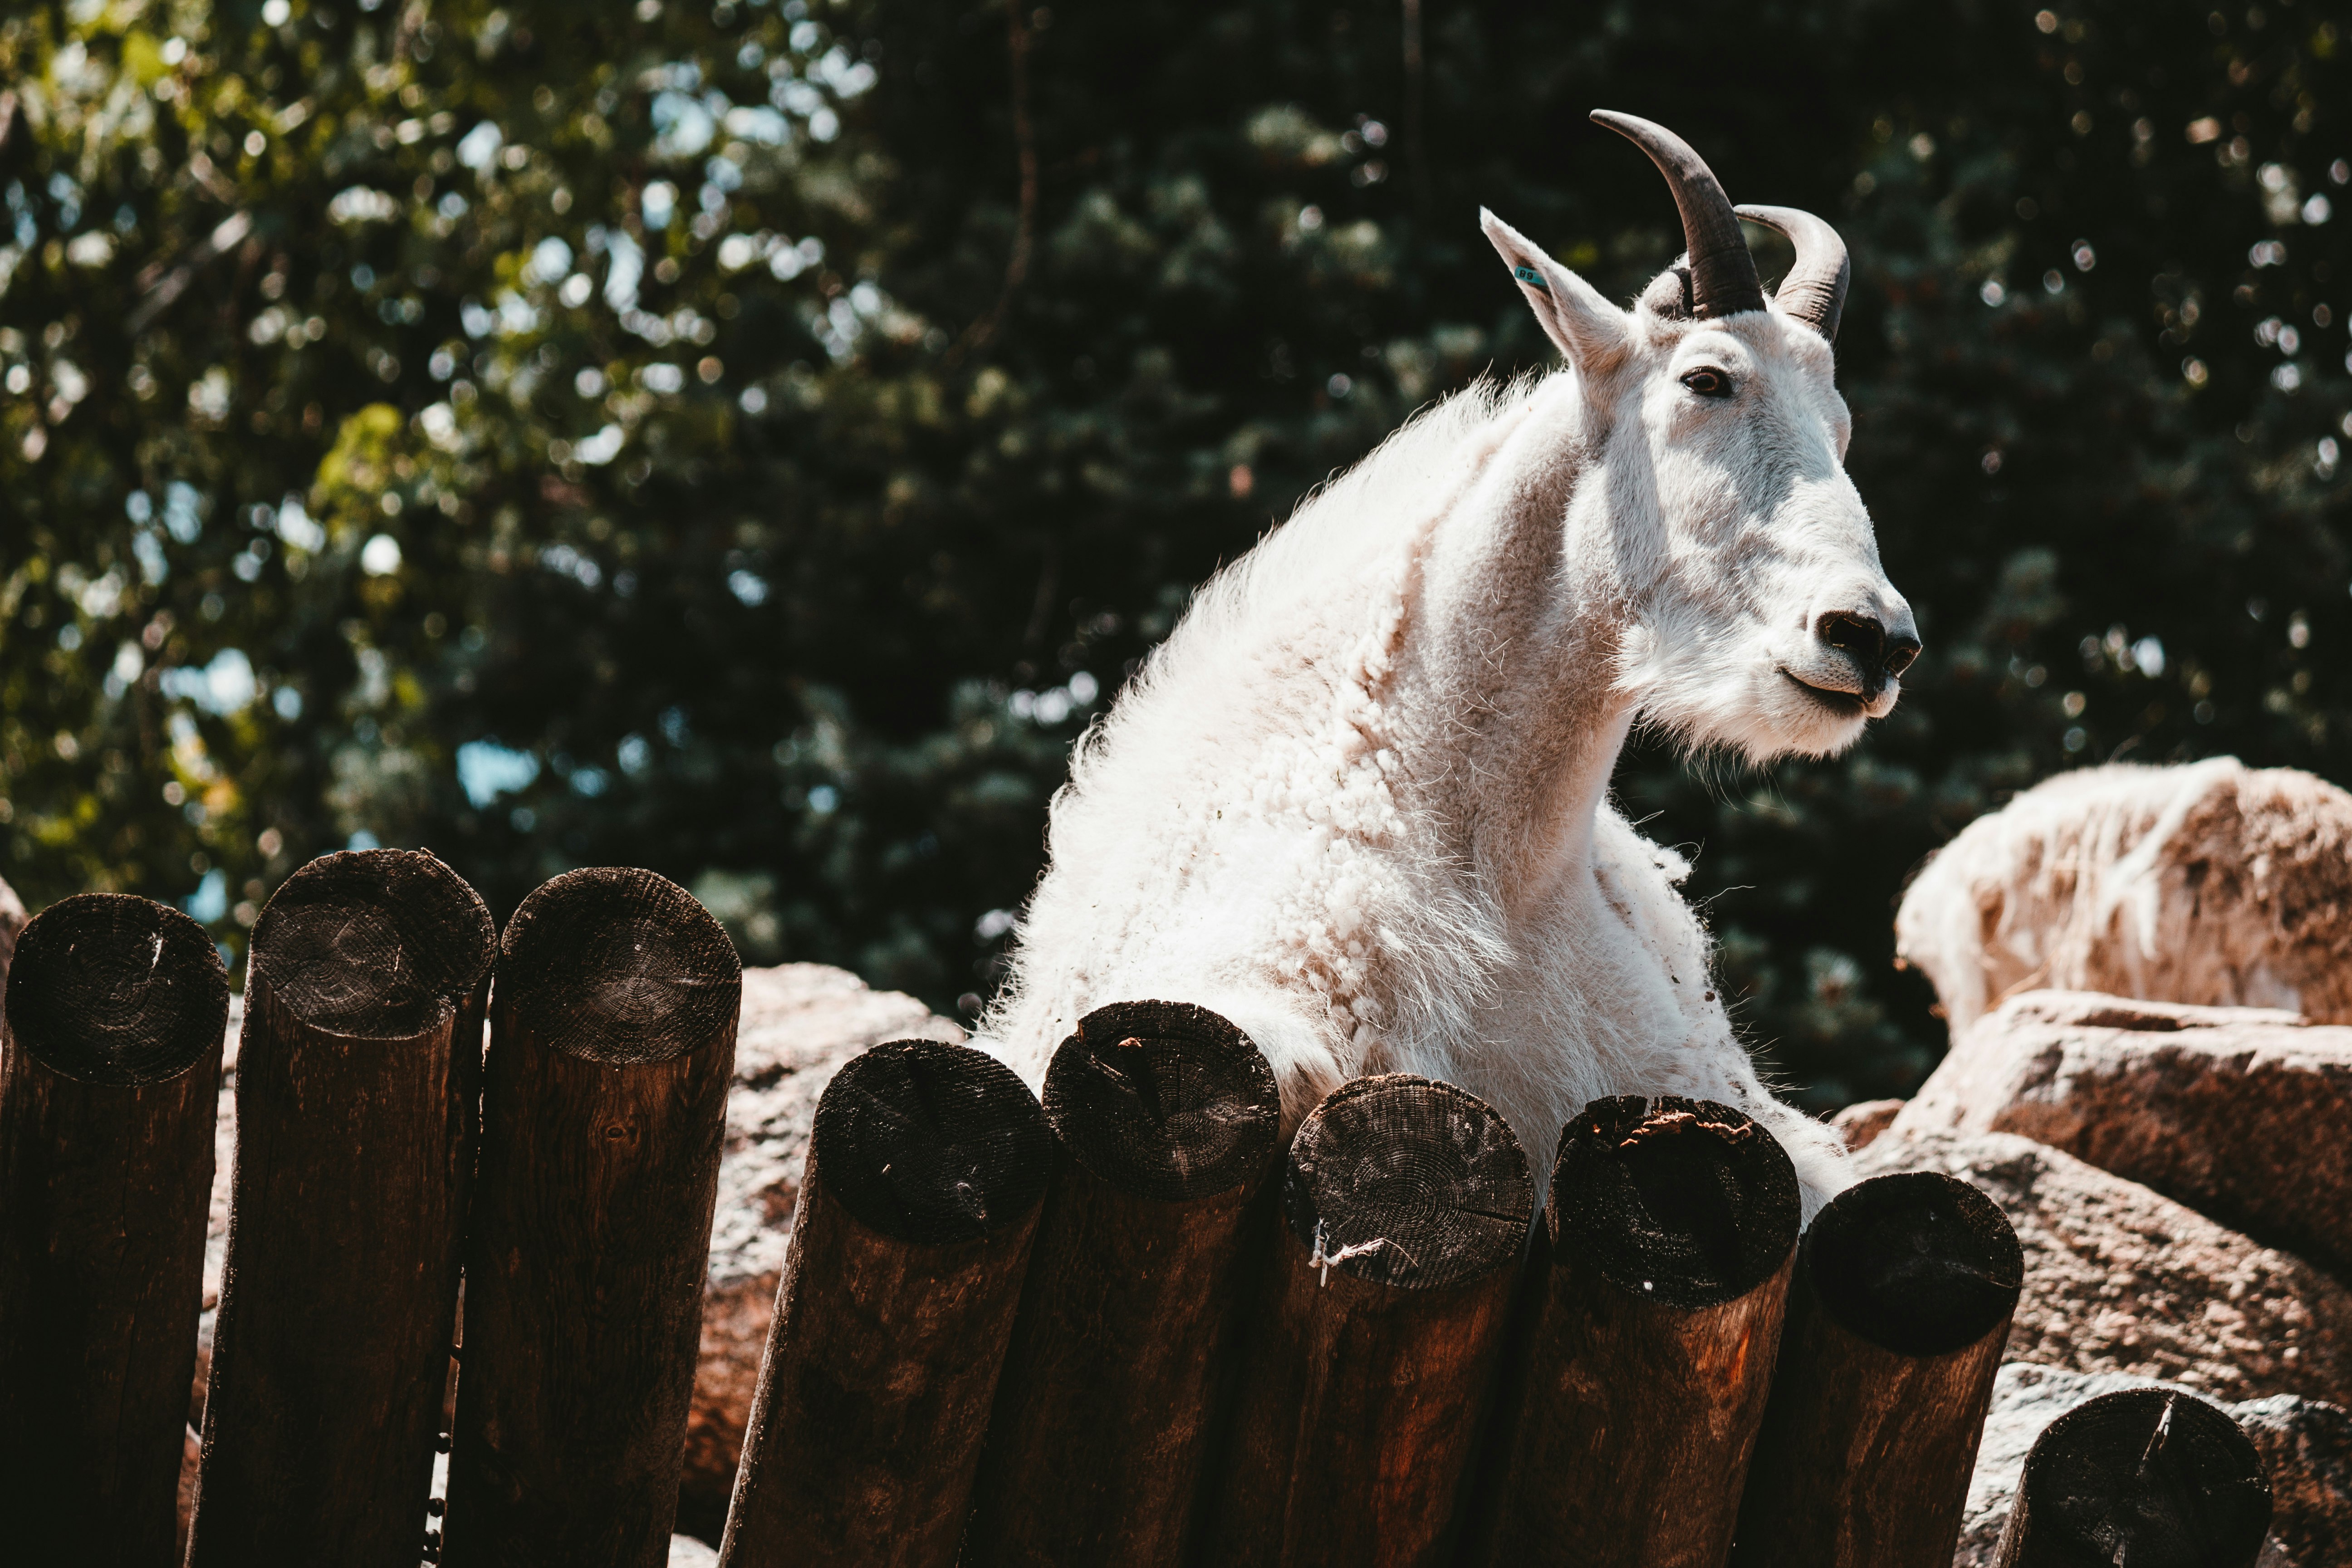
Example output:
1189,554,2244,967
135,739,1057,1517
948,2,1038,365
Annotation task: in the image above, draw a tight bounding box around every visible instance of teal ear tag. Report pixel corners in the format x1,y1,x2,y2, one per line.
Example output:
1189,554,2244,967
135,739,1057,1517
1514,265,1550,294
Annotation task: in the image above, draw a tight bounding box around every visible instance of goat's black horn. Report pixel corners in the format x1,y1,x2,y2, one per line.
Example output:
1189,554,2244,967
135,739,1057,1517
1735,203,1850,342
1590,109,1764,320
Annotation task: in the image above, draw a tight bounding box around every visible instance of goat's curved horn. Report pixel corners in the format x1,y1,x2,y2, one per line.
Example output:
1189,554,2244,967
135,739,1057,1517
1590,109,1764,320
1734,204,1850,342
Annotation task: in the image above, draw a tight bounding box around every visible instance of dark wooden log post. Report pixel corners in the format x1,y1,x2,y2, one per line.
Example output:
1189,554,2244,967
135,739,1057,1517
443,867,741,1568
1194,1073,1534,1568
718,1038,1056,1568
1993,1387,2272,1567
962,1000,1282,1566
1480,1094,1800,1568
1730,1171,2024,1568
187,849,495,1568
0,894,227,1568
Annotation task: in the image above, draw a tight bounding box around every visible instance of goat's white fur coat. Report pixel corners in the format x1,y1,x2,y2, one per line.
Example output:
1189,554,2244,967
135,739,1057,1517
981,208,1920,1217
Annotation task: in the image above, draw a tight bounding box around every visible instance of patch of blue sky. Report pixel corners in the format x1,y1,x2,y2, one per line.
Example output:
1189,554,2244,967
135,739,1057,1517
652,91,717,159
161,648,256,715
456,739,541,808
184,867,227,923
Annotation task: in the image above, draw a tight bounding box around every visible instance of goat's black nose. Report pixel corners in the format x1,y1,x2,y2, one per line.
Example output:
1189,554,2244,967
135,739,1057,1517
1816,611,1921,679
1816,610,1885,663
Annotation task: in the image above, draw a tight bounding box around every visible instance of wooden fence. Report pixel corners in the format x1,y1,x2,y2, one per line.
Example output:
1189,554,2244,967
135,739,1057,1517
0,849,2276,1567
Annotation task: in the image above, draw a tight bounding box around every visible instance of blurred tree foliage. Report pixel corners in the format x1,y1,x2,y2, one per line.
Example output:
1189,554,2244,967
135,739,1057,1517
3,0,2348,1107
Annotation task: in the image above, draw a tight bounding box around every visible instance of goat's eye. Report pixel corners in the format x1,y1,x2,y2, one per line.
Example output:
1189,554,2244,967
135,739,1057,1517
1680,368,1732,399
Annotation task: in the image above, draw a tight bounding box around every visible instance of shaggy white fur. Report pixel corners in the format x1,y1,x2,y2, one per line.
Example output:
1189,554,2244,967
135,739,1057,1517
1896,758,2352,1036
980,209,1919,1219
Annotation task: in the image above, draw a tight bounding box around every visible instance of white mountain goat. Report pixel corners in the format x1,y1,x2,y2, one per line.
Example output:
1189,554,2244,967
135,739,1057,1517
982,111,1919,1215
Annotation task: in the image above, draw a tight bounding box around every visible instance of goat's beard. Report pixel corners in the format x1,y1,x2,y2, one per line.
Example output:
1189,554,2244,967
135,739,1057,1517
1617,628,1882,765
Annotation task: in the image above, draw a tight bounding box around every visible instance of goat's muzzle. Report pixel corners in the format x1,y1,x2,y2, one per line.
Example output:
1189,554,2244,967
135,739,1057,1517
1813,610,1921,701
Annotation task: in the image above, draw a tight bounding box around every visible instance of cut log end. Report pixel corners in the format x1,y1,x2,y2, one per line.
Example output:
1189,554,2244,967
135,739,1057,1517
4,893,227,1086
497,867,740,1064
1282,1073,1533,1290
2007,1389,2272,1568
249,848,494,1038
814,1039,1054,1245
1805,1170,2023,1356
1550,1095,1798,1309
1042,1000,1280,1201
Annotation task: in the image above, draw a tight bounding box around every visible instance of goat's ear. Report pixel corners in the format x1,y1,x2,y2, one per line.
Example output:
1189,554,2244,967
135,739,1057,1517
1480,208,1631,371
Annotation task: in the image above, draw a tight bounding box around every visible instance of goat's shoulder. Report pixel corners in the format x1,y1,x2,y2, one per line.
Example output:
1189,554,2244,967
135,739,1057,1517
1588,803,1704,936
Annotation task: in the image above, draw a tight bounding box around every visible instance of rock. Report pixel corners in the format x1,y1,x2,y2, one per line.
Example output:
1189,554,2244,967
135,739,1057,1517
1855,1130,2352,1407
176,1422,199,1562
675,964,965,1541
0,871,26,983
1952,1362,2352,1567
1888,990,2352,1277
1895,759,2352,1036
668,1534,721,1566
1828,1097,1904,1152
188,991,242,1426
2235,1391,2352,1568
186,965,963,1544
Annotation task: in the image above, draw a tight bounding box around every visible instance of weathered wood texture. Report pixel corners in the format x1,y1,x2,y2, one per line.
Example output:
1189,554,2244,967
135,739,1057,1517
444,867,741,1568
718,1037,1055,1568
1992,1387,2272,1567
963,1000,1282,1567
1195,1073,1533,1568
1480,1095,1800,1568
187,850,494,1568
1730,1171,2023,1568
0,894,227,1568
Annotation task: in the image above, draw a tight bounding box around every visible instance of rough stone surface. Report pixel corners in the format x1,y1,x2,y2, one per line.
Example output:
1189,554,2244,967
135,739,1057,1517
2235,1390,2352,1568
190,990,242,1422
1889,990,2352,1276
1828,1096,1904,1152
1953,1362,2351,1568
675,963,965,1540
0,871,26,984
185,965,962,1544
1895,758,2352,1038
1856,1130,2352,1407
176,1422,200,1561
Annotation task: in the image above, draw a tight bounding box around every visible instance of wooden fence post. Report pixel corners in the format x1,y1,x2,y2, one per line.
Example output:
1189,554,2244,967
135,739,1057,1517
1194,1073,1534,1568
0,894,227,1568
1730,1171,2023,1568
962,1000,1282,1567
718,1038,1055,1568
443,867,741,1568
187,849,495,1568
1993,1387,2272,1566
1479,1095,1800,1568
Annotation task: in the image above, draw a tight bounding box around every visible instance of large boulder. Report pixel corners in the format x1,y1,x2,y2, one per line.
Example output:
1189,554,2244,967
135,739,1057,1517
1855,1130,2352,1406
1894,759,2352,1036
1887,990,2352,1277
1827,1096,1904,1152
1953,1362,2352,1568
2237,1391,2352,1568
